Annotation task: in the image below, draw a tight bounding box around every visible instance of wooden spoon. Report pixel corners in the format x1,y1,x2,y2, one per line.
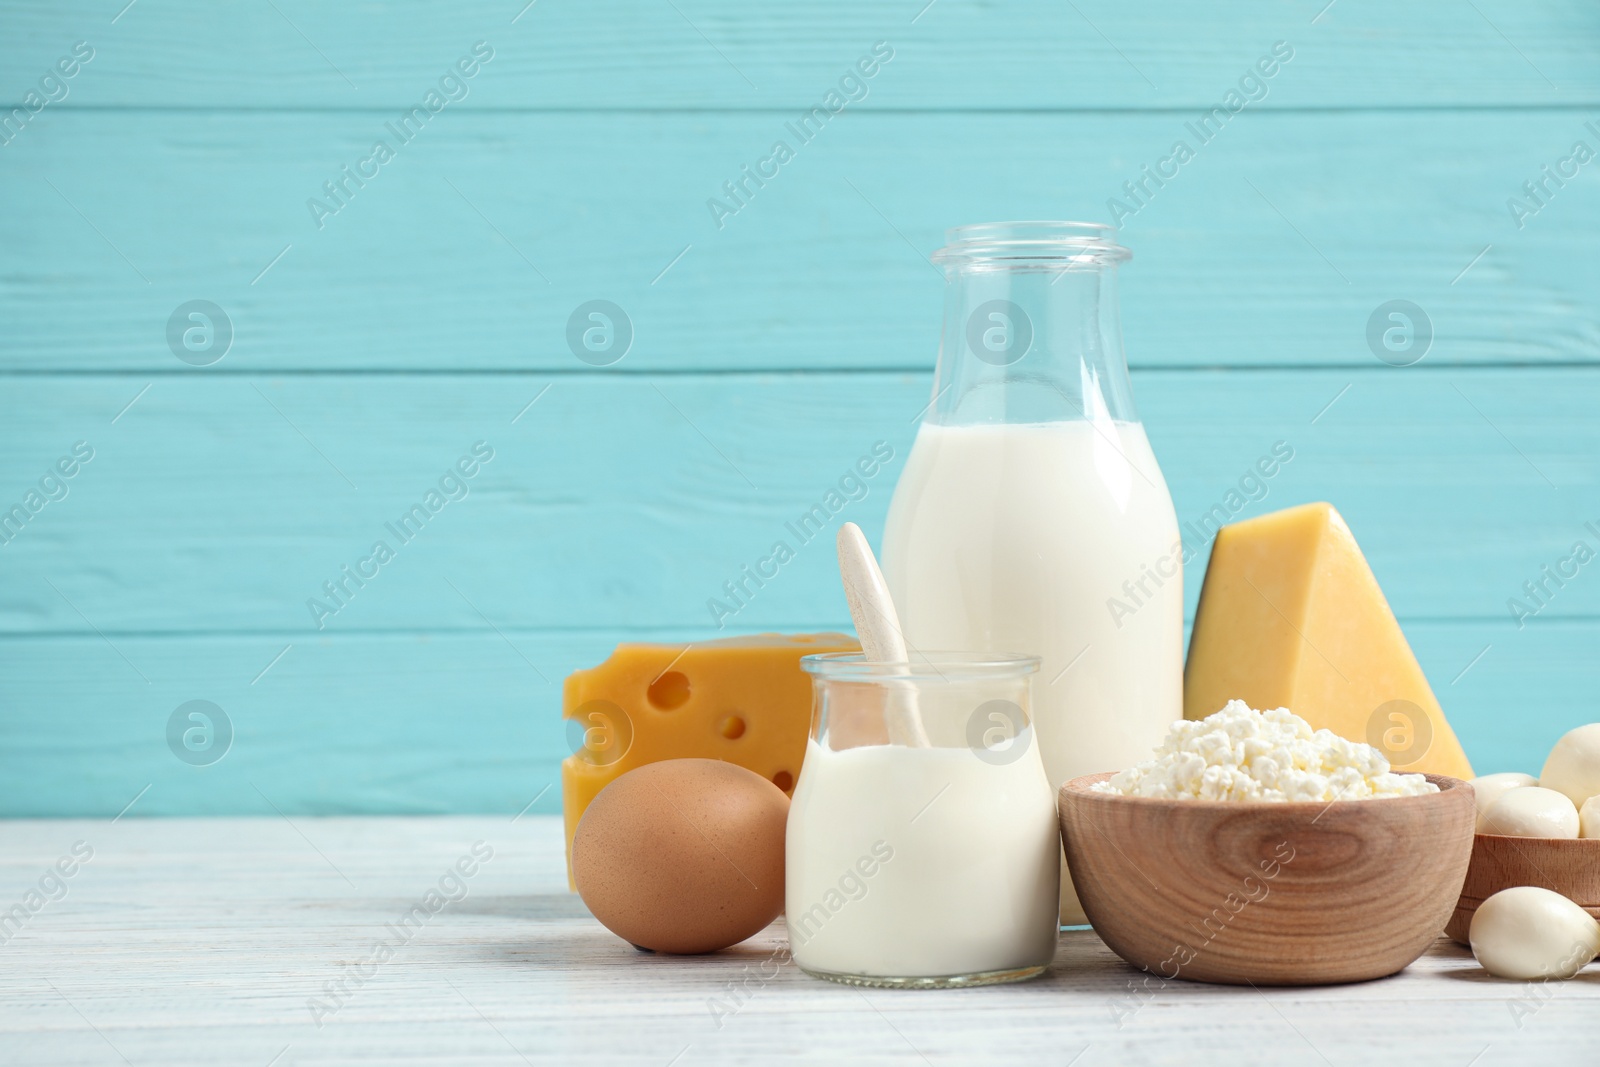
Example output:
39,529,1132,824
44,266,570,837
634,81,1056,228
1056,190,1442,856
835,522,930,747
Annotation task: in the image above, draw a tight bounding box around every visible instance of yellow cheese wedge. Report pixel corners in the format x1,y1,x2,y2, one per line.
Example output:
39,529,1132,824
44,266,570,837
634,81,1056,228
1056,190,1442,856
1185,502,1473,779
561,632,857,887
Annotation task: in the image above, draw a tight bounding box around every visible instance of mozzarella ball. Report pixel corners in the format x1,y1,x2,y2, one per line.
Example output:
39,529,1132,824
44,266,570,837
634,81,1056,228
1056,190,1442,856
1469,772,1539,831
1581,795,1600,839
1480,786,1579,839
1470,886,1600,980
1540,723,1600,808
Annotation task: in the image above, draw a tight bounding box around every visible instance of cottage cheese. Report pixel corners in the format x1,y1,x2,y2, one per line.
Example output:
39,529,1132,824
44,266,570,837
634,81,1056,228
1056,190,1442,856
1093,701,1439,802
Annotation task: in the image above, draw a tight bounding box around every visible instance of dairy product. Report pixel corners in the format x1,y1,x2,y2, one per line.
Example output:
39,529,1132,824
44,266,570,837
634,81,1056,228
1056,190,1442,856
1095,701,1438,802
1581,795,1600,839
785,735,1059,979
882,419,1182,922
1184,502,1474,780
1540,723,1600,809
1469,772,1540,831
562,633,857,886
1469,886,1600,980
1480,786,1579,839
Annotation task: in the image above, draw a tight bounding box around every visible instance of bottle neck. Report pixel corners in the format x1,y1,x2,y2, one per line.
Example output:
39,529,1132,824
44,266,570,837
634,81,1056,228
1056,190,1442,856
928,262,1137,427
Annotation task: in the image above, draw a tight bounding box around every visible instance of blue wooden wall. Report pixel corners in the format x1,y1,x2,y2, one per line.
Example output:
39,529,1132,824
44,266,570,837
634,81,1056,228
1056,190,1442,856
2,1,1597,816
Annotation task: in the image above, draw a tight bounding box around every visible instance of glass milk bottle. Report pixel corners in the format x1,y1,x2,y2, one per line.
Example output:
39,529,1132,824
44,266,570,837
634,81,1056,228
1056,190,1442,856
880,222,1183,926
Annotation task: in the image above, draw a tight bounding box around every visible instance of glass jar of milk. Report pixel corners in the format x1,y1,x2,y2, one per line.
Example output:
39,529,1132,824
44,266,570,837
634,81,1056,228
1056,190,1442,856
787,652,1060,987
880,222,1183,927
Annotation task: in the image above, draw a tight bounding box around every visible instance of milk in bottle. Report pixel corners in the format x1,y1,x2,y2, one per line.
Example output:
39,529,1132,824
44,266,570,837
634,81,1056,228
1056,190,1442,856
880,222,1184,925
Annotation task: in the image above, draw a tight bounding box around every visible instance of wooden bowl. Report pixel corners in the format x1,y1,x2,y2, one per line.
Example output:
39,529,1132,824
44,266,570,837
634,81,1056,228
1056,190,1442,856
1058,773,1475,985
1446,834,1600,944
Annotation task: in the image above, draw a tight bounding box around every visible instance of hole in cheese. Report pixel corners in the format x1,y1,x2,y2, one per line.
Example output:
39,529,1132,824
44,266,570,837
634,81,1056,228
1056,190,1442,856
719,715,747,740
772,770,794,792
647,671,691,711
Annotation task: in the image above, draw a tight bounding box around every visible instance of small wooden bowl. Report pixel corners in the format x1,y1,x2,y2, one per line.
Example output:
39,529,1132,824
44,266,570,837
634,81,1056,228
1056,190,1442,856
1446,834,1600,944
1059,773,1475,985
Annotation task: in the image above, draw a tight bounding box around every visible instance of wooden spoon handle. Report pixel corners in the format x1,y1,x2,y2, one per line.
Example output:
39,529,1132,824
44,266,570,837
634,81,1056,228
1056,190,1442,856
836,523,930,747
836,522,907,663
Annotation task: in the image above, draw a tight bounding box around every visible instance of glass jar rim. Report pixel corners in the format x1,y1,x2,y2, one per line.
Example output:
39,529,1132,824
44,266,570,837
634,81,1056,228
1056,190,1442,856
800,650,1041,681
932,220,1131,269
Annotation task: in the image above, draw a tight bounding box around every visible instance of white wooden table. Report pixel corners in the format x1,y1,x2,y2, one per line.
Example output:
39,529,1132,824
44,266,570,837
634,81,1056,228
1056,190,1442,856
1,815,1595,1066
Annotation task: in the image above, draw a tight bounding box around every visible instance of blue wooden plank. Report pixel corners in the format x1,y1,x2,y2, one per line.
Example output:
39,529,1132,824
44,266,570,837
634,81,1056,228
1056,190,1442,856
0,369,1595,636
1,0,1595,110
2,110,1598,371
4,0,1598,820
0,618,1586,815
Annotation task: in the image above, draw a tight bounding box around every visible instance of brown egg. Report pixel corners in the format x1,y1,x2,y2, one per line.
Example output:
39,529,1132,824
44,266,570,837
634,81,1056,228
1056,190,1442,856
573,758,789,954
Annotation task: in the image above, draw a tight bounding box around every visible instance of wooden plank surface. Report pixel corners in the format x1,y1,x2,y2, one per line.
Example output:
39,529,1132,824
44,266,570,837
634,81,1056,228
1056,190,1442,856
2,110,1599,371
4,0,1599,822
0,619,1590,817
4,364,1596,815
3,0,1597,109
1,369,1595,636
0,815,1595,1066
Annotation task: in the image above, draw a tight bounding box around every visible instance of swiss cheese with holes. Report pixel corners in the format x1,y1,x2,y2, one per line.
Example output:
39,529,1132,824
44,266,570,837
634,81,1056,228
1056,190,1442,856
561,633,857,888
